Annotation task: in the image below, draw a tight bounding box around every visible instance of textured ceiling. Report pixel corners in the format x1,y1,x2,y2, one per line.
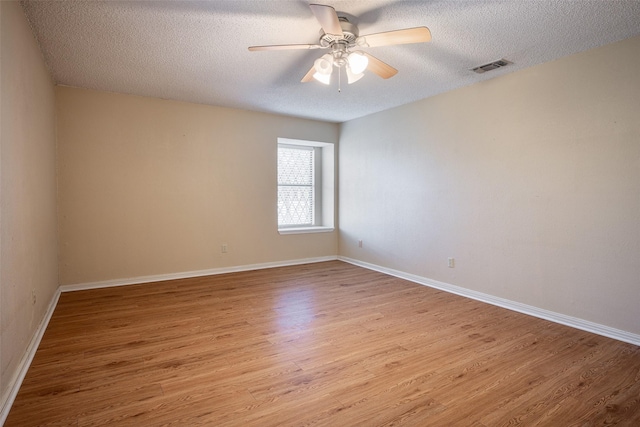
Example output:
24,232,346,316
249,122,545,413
21,0,640,123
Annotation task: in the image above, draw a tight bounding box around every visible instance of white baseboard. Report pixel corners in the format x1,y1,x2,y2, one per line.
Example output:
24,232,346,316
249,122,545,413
339,256,640,347
0,288,61,426
60,256,339,292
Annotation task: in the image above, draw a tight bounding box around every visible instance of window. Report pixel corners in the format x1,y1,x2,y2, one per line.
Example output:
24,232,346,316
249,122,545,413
278,145,316,226
277,138,334,234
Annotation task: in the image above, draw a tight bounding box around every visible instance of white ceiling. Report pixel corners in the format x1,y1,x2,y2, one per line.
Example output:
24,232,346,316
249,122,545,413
21,0,640,123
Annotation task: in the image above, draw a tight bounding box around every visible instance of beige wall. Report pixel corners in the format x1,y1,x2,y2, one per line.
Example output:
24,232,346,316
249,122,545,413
0,1,58,403
339,35,640,335
56,87,339,285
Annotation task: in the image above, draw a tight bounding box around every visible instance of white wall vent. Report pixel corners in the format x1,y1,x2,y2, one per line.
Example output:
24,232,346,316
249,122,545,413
472,59,512,74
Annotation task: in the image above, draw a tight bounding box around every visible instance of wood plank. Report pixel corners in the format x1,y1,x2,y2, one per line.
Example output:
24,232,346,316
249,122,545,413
6,261,640,425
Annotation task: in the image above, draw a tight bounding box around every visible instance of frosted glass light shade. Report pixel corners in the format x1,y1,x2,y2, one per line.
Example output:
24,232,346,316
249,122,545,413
314,54,334,75
347,51,368,74
313,72,331,85
346,66,364,84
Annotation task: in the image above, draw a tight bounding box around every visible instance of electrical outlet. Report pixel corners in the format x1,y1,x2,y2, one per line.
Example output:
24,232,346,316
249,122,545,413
32,290,37,305
448,258,455,268
221,244,228,253
358,240,363,248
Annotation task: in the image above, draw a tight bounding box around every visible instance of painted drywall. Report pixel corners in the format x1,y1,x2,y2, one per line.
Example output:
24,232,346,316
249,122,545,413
56,87,339,285
339,35,640,336
0,0,58,405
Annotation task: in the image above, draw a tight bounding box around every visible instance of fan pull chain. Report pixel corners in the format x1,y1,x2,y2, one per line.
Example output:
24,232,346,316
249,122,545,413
338,67,341,93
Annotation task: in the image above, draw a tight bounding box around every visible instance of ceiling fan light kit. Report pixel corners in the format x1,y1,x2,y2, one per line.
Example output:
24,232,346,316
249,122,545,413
310,48,369,85
248,3,431,90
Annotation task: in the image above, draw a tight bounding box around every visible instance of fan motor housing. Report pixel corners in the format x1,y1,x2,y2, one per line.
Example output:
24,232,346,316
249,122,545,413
319,17,358,48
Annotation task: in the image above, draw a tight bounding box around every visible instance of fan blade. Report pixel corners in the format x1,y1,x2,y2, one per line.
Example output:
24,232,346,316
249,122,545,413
363,53,398,79
309,4,343,36
357,27,431,47
301,66,316,83
249,44,322,51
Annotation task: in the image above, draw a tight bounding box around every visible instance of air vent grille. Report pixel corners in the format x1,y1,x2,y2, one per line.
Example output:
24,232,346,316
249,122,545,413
472,59,512,74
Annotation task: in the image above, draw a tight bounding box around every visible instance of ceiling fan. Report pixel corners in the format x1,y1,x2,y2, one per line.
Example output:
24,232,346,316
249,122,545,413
248,3,431,87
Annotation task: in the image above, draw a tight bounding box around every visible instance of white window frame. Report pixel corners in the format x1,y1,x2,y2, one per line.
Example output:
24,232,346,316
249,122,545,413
277,138,334,234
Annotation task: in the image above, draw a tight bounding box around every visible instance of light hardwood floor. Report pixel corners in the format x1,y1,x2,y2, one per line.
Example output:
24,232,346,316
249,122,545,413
6,261,640,426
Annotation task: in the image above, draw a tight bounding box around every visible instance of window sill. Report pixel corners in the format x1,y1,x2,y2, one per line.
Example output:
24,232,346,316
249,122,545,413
278,226,334,235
